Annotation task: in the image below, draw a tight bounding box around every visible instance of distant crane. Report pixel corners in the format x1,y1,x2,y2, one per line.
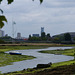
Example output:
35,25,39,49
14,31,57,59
12,21,16,38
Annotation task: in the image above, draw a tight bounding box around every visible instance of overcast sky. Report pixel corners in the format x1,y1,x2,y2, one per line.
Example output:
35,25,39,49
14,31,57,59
1,0,75,38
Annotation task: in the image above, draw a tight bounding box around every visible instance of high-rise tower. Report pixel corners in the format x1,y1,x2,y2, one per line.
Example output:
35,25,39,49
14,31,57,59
17,32,21,39
41,27,44,33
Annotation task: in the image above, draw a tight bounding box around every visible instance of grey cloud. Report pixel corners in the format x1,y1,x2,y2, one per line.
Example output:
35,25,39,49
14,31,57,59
2,0,75,37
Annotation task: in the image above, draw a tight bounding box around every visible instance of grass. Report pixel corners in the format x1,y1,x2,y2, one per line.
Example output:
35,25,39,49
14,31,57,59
0,45,47,52
0,52,35,67
39,48,75,56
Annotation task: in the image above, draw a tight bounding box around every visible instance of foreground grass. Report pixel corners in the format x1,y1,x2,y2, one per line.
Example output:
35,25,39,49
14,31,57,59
2,60,75,75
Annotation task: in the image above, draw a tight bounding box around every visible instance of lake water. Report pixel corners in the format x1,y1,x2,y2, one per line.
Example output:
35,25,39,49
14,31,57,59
0,47,74,73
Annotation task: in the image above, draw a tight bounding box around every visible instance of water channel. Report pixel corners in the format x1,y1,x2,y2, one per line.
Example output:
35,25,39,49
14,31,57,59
0,47,74,73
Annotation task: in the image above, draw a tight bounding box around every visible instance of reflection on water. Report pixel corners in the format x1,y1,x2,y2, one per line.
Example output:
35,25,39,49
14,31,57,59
0,47,74,73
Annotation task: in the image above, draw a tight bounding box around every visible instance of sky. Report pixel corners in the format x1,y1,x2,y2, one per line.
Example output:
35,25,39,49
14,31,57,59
1,0,75,38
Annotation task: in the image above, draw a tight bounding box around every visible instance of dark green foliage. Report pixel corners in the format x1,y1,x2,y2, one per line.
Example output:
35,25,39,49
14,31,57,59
0,36,12,42
0,9,3,14
0,0,14,4
41,32,46,38
0,0,2,3
0,39,5,43
47,33,50,38
29,37,41,41
47,33,51,41
29,35,31,39
40,0,43,4
7,0,14,4
64,33,71,41
32,0,43,4
0,15,7,28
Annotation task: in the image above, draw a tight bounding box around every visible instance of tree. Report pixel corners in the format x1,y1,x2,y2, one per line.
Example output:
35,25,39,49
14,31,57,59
41,32,47,41
52,37,60,43
0,0,43,28
47,33,50,38
28,34,31,40
46,33,51,41
41,32,46,38
64,33,71,41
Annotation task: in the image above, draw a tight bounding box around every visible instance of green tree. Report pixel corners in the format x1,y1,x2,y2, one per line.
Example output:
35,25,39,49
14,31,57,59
28,37,41,41
41,32,46,38
46,33,51,40
28,34,31,40
52,37,60,43
64,33,71,41
0,39,5,44
47,33,50,38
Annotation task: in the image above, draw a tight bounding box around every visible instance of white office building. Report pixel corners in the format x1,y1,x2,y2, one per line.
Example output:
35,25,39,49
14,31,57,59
17,32,21,39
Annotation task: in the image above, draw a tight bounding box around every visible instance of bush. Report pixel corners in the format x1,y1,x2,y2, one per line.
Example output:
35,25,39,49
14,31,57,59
0,39,5,44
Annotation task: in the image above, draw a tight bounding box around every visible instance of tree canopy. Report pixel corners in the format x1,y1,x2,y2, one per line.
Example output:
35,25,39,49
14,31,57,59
0,0,43,28
64,33,71,41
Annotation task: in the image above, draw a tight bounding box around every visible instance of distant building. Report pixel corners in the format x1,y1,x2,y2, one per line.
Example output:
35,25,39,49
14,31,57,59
0,30,4,37
41,27,44,33
15,32,28,42
32,34,39,37
17,32,21,39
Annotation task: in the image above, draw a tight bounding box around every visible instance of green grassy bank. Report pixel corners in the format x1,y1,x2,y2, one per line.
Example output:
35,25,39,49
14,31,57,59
39,48,75,56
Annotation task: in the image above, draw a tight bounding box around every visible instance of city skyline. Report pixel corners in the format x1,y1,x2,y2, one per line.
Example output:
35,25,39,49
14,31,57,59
1,0,75,37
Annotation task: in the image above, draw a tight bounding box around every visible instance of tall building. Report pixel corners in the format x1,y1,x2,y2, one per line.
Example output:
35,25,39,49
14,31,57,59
17,32,21,39
41,27,44,33
0,30,4,37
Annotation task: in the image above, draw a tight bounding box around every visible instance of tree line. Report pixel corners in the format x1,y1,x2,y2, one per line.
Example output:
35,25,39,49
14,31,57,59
28,32,75,44
28,32,51,41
